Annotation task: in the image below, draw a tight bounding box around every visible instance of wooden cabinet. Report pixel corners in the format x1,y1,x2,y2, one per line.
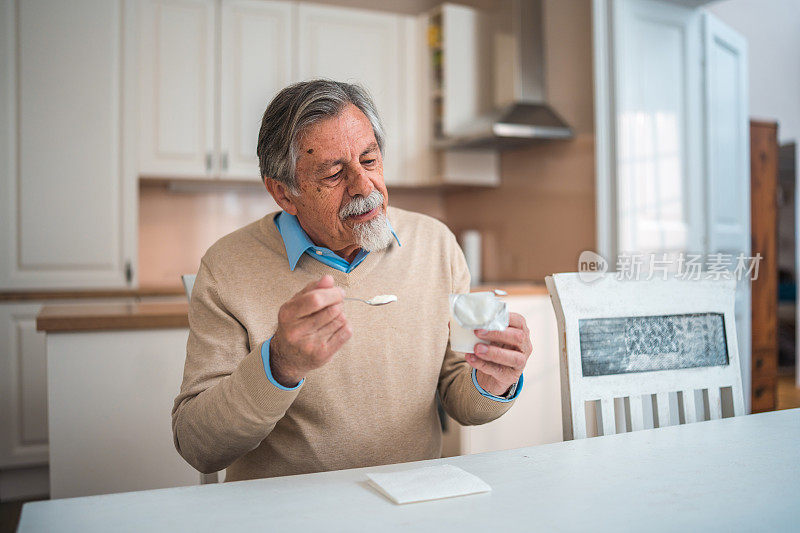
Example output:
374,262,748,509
0,0,137,289
750,121,779,412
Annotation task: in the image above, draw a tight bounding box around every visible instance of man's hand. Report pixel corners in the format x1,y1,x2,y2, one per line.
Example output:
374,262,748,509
270,275,352,387
466,312,532,397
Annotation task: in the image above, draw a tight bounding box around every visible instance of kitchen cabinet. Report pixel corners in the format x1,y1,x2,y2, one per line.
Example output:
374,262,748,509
220,0,294,180
0,0,137,290
138,0,294,181
137,0,217,178
46,326,197,498
594,0,752,410
297,3,412,187
0,295,185,501
138,0,424,185
422,3,499,186
0,303,49,478
0,298,135,500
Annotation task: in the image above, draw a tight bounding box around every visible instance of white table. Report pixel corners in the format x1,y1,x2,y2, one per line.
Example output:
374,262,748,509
19,409,800,532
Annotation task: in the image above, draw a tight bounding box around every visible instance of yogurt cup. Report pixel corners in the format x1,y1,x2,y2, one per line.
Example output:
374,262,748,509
448,292,509,353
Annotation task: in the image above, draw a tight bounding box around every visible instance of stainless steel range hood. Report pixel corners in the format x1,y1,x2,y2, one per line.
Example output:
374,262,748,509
441,0,572,149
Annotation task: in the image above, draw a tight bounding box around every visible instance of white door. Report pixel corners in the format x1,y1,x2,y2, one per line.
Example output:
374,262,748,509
703,12,751,411
220,0,294,181
0,303,49,470
612,0,705,255
297,4,404,187
0,0,136,289
138,0,216,178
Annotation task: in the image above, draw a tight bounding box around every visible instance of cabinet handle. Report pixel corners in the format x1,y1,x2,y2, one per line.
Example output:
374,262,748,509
205,152,213,173
221,152,229,172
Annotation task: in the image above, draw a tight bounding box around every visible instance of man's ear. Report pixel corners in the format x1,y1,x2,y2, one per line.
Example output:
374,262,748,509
265,178,299,215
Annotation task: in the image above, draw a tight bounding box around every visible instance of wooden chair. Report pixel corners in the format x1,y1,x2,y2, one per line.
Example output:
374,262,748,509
181,273,219,485
545,273,745,440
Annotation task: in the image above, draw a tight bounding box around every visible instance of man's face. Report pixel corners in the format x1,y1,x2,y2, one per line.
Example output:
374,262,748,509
276,104,389,255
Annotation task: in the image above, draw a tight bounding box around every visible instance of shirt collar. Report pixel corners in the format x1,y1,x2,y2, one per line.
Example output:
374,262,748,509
274,211,401,271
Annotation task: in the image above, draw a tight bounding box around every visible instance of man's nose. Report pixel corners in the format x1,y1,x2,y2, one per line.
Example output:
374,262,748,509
346,166,373,198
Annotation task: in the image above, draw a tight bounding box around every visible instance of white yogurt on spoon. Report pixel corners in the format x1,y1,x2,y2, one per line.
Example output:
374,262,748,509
366,294,397,305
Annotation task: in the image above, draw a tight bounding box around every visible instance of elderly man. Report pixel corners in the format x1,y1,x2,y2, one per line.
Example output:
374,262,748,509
172,79,533,481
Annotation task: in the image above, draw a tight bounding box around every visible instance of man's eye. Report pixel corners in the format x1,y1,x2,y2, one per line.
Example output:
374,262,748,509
362,159,376,165
324,170,342,181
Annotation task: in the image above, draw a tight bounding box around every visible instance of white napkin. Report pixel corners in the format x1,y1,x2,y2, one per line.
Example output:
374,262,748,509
366,464,491,505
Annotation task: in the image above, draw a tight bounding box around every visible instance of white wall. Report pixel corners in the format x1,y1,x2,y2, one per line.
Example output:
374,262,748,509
708,0,800,144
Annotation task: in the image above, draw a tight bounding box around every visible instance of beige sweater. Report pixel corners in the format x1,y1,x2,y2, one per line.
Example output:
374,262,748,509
172,207,515,481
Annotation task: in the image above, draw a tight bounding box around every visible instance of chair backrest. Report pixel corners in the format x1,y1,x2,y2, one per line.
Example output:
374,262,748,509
181,274,196,301
545,273,745,440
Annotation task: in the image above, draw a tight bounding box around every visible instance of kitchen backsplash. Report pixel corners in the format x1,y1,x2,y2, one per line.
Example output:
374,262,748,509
138,182,446,287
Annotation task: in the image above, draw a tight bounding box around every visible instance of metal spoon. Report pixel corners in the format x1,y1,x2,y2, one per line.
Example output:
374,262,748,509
344,295,397,306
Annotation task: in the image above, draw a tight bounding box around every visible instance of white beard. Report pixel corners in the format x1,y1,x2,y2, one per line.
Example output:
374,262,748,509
353,210,394,251
340,190,394,252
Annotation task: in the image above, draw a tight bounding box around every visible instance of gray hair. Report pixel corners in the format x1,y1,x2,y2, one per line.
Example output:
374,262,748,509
256,79,385,193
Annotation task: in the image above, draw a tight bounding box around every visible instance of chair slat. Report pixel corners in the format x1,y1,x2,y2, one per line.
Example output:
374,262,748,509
601,399,616,436
682,389,698,423
629,395,644,432
656,392,672,427
708,387,723,420
572,403,594,439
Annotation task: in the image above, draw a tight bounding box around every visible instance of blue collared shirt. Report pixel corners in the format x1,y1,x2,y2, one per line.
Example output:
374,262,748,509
261,211,522,402
274,211,400,273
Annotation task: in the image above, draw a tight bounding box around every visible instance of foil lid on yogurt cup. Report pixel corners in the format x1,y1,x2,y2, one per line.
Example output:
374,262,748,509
449,292,509,331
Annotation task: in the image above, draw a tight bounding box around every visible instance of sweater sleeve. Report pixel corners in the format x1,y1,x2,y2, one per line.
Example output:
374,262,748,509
436,234,517,426
171,260,301,474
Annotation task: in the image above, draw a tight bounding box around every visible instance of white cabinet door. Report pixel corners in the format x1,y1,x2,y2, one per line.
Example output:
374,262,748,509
0,303,49,469
703,12,750,411
138,0,216,178
47,327,198,498
0,0,136,289
612,0,705,255
220,0,294,181
297,4,405,187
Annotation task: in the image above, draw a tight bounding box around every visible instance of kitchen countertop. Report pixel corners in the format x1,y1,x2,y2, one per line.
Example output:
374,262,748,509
37,301,189,332
35,283,548,333
1,286,185,301
472,283,548,296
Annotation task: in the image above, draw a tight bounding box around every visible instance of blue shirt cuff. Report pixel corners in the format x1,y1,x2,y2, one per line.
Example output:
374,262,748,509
261,338,304,391
471,368,523,402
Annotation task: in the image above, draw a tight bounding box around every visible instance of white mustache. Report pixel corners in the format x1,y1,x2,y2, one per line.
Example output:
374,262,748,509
339,190,383,219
